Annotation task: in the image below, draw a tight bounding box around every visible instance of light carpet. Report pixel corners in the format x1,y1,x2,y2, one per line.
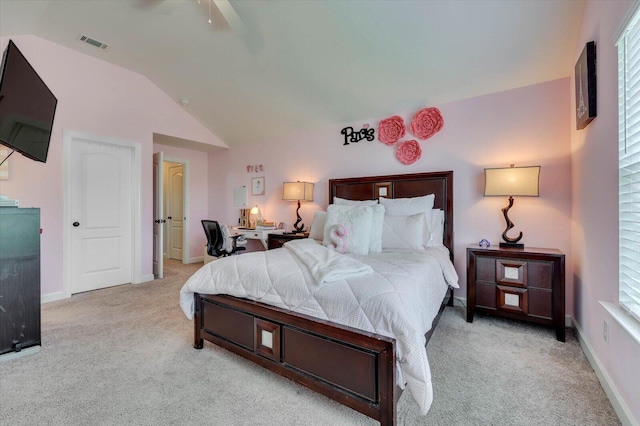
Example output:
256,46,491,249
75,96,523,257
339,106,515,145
0,259,620,425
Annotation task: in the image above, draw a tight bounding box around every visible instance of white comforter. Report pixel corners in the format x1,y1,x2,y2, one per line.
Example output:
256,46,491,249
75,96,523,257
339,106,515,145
179,239,459,415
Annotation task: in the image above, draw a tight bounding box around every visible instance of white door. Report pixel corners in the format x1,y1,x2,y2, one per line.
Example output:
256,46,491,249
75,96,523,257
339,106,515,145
168,164,184,260
153,152,164,278
70,139,133,293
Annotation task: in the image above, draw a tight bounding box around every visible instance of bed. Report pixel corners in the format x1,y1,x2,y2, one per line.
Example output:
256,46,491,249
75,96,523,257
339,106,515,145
180,171,456,425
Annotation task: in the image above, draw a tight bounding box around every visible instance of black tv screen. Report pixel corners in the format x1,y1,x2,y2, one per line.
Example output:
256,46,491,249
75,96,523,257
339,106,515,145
0,40,57,163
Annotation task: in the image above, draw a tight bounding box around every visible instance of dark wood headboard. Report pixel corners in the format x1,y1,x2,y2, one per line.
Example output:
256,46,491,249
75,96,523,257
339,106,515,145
329,171,454,261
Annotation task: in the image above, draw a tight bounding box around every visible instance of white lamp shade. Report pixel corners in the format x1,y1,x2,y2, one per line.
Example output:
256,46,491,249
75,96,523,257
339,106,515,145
484,166,540,197
282,181,314,201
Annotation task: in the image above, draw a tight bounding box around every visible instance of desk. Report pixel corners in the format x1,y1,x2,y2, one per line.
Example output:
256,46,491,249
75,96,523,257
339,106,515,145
230,228,284,250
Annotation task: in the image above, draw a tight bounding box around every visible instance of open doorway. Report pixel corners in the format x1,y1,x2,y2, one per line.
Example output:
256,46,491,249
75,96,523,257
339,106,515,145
153,152,189,279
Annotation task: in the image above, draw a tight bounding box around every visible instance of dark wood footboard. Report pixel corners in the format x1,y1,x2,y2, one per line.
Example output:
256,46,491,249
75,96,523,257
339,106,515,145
194,293,397,424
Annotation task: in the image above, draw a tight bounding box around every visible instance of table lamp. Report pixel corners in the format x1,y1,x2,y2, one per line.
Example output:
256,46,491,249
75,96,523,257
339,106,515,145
484,165,540,249
249,205,261,229
282,181,314,232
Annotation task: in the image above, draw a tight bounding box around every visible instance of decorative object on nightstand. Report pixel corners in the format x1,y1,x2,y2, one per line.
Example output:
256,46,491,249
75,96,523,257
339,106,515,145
466,245,565,341
478,238,490,248
484,165,540,249
282,181,314,232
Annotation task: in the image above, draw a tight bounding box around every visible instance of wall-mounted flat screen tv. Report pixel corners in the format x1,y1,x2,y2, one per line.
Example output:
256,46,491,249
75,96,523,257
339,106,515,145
0,40,57,163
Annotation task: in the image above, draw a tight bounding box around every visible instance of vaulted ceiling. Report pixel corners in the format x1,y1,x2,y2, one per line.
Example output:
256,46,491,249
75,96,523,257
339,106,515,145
0,0,585,147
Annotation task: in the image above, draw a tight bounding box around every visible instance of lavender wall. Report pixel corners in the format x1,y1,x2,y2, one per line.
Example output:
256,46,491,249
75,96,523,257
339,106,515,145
208,78,573,309
0,35,226,297
571,0,639,423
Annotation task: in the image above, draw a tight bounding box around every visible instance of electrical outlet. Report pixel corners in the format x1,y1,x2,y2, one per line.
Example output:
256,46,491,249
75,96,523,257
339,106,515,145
603,320,608,342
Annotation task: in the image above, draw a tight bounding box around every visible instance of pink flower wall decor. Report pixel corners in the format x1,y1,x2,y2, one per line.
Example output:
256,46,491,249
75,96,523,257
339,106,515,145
410,107,444,140
396,140,422,165
377,115,406,145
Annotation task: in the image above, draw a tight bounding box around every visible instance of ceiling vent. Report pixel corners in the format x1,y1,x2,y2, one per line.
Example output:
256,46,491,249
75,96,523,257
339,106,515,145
78,34,108,50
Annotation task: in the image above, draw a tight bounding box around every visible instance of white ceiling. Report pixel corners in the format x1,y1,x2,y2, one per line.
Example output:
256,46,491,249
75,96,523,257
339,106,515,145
0,0,585,147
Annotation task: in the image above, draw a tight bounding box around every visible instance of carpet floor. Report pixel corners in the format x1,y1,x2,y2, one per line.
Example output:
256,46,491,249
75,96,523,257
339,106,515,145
0,259,620,425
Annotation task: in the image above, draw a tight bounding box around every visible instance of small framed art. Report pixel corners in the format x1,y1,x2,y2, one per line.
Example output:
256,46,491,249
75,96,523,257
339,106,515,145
252,176,265,195
575,41,597,130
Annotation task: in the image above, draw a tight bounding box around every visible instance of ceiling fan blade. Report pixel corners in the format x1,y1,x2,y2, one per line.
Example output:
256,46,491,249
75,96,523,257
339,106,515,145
213,0,246,35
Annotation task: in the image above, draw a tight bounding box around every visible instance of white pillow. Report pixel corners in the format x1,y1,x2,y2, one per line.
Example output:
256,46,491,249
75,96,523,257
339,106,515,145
380,194,435,247
323,205,373,255
368,204,385,253
382,213,426,250
378,194,435,216
309,211,327,241
427,209,445,247
334,196,378,206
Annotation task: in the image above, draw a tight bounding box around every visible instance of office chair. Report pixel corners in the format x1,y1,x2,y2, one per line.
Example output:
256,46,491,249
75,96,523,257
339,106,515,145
202,220,247,258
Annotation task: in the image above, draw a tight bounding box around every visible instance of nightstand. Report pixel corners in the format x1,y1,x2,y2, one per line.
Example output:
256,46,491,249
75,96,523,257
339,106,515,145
466,245,565,342
267,232,309,250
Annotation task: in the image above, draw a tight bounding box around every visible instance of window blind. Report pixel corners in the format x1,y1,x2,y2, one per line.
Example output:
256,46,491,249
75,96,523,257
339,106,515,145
619,11,640,323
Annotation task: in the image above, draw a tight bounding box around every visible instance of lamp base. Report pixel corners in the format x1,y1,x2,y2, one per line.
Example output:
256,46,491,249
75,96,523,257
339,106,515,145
499,242,524,249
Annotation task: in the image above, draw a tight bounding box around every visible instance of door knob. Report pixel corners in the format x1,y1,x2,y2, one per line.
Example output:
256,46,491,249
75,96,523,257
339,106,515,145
168,216,172,220
73,222,80,227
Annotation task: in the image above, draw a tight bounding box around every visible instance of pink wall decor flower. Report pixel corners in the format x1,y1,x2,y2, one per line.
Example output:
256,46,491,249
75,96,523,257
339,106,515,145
410,107,444,140
377,115,406,145
396,140,421,165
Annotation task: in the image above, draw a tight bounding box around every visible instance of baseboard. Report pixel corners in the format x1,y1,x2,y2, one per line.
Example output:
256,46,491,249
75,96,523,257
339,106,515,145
184,256,204,264
453,296,466,308
0,346,40,363
573,318,639,426
135,274,155,284
41,291,69,303
565,315,573,328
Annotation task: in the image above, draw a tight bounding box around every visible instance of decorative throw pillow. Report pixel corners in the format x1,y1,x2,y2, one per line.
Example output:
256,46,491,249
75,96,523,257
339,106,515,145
334,196,378,206
309,211,327,241
331,200,384,252
322,205,373,255
381,213,426,250
326,224,349,253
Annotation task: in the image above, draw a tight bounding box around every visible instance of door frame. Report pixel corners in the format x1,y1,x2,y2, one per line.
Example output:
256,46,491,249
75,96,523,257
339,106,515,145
162,155,190,263
153,151,164,279
62,129,143,298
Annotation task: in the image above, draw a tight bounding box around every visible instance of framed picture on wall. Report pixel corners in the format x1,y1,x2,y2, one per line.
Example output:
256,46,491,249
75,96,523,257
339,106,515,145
252,176,265,195
575,41,597,130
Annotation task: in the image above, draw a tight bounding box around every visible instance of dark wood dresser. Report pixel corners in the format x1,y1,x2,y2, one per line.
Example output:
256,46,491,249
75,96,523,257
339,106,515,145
466,245,565,341
267,232,309,250
0,208,41,355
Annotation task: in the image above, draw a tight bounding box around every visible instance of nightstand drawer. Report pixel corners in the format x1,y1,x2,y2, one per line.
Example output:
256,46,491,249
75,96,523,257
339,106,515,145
497,285,528,314
496,259,527,288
